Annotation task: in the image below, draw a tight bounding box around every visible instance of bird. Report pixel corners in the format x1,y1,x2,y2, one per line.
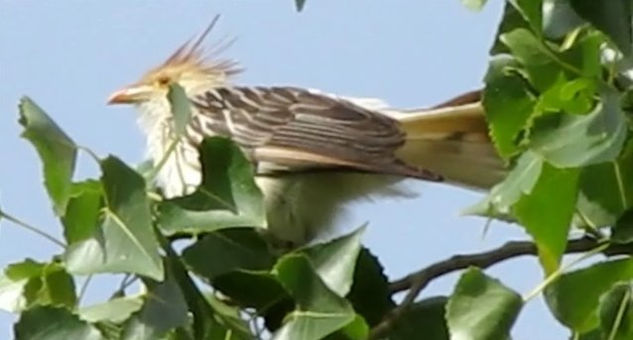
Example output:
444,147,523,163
107,17,506,246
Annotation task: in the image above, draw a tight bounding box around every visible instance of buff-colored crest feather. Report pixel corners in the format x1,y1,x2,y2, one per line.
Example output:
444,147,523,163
141,15,241,83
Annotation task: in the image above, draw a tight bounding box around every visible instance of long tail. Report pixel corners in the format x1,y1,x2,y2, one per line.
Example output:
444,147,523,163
385,91,506,190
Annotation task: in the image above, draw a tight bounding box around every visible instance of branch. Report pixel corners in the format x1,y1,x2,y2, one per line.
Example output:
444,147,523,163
369,237,633,339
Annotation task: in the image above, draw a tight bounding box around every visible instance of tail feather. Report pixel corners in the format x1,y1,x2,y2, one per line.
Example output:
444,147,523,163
386,102,506,190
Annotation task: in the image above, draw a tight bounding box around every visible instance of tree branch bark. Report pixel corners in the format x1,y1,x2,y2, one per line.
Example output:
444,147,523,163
369,237,633,339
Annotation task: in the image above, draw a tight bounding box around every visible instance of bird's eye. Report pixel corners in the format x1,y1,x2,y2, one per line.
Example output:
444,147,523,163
157,76,170,86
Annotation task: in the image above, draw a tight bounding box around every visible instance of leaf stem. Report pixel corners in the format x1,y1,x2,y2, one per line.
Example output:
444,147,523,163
522,242,609,302
77,144,101,164
607,288,631,340
147,136,179,181
0,210,65,248
78,275,93,304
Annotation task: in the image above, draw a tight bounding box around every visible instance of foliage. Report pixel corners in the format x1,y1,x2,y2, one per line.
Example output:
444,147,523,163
4,0,633,339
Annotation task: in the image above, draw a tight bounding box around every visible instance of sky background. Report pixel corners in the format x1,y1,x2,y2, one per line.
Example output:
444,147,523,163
0,1,568,339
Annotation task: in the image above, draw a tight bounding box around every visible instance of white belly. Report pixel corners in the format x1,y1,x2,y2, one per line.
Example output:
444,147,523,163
256,172,410,245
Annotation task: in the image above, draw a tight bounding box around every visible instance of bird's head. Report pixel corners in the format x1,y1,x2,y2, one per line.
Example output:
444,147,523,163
107,16,239,117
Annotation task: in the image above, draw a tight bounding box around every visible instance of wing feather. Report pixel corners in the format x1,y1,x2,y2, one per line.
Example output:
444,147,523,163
190,86,441,180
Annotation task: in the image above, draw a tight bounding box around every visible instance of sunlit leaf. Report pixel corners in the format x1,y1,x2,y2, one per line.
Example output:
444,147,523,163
514,163,579,273
303,226,365,296
0,260,76,313
273,255,355,340
79,297,144,324
0,259,45,313
65,157,163,281
18,97,77,215
446,268,522,340
464,151,543,217
61,180,103,244
501,28,561,91
158,137,265,234
483,55,535,158
327,315,369,340
530,86,627,168
14,306,104,340
462,0,488,12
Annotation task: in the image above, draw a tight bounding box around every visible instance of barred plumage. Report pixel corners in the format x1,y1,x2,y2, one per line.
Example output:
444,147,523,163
189,86,440,180
107,18,505,245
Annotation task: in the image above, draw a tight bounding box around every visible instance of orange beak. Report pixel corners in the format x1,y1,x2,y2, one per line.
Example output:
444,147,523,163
107,85,153,105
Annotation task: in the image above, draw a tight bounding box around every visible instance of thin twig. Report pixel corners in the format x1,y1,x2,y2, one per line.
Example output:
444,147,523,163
78,275,93,304
0,210,65,248
370,237,632,339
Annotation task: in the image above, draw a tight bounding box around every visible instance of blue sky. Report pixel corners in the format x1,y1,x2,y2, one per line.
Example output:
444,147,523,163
0,1,566,338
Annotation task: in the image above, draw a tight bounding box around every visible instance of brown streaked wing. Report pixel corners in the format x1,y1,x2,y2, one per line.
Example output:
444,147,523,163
190,86,441,180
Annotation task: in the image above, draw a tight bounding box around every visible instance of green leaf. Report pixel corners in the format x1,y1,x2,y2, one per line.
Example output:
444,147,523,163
37,263,77,309
61,180,103,244
163,253,217,340
122,277,189,340
14,306,104,340
483,55,536,158
295,0,306,11
158,137,265,235
570,0,632,56
562,30,602,78
206,294,253,339
530,86,627,168
489,2,532,55
346,248,395,326
273,255,355,340
501,28,563,91
168,84,193,136
614,210,633,243
462,0,488,11
65,156,163,281
79,297,144,324
0,260,76,313
514,163,579,273
599,283,633,340
182,229,276,280
446,268,522,340
302,226,365,296
0,259,45,313
326,315,369,340
390,296,449,340
18,97,77,215
214,271,290,311
577,140,633,230
543,0,585,39
512,0,543,33
465,151,543,217
534,76,596,116
545,258,633,332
